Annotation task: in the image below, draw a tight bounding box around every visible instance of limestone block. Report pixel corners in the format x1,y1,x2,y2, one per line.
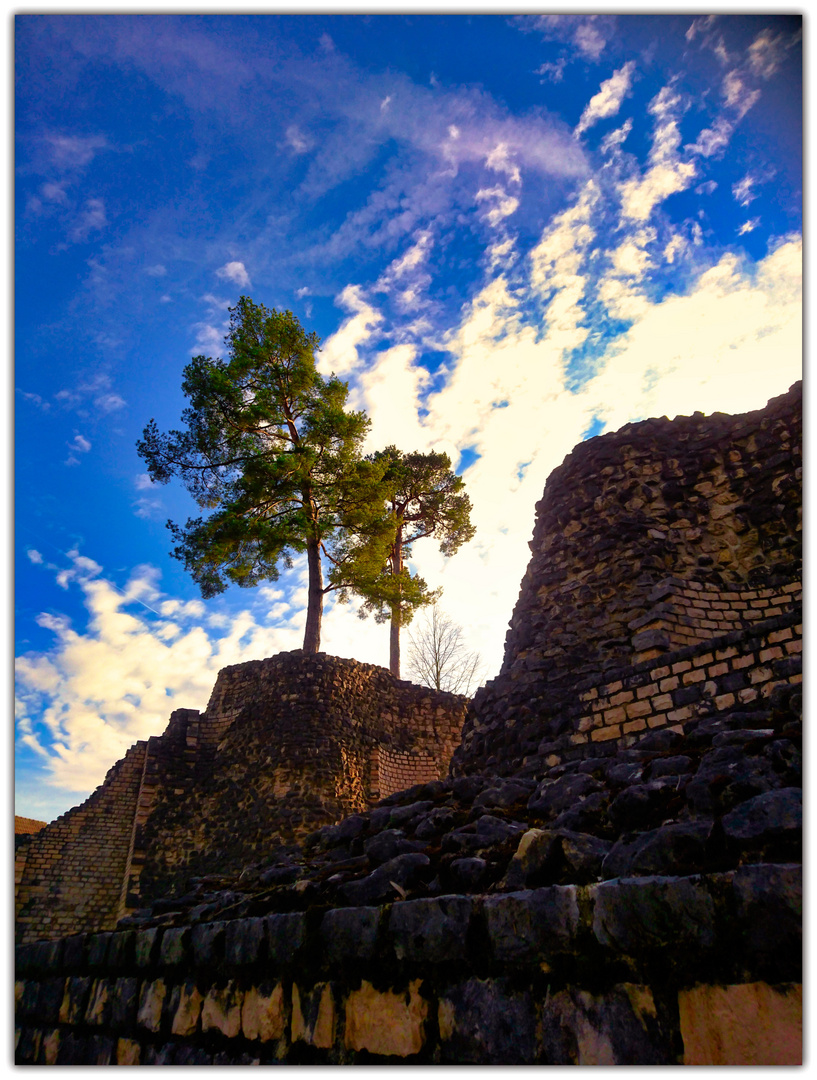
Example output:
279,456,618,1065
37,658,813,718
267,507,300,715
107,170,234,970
344,979,427,1057
202,980,243,1038
265,912,306,965
225,916,265,966
484,886,580,963
39,1028,61,1065
136,977,167,1033
241,983,285,1042
84,978,112,1026
170,979,204,1037
292,982,335,1048
59,975,92,1025
110,977,139,1034
540,983,675,1065
159,926,190,968
679,982,801,1065
116,1038,142,1065
438,977,536,1064
388,896,473,963
321,906,380,963
591,875,716,956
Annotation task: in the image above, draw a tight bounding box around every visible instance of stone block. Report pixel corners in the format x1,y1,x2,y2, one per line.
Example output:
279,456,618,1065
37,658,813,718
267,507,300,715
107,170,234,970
730,863,801,981
679,982,801,1065
292,982,336,1048
202,980,243,1038
136,978,167,1034
134,927,160,970
116,1038,142,1066
170,979,204,1037
484,886,580,963
438,977,536,1064
591,876,716,957
241,982,285,1042
38,1028,61,1065
35,977,66,1026
344,979,427,1057
59,976,92,1025
225,917,265,966
321,906,381,964
84,978,112,1026
388,896,473,963
265,912,306,965
191,920,227,967
87,932,113,971
540,983,676,1065
159,926,190,968
110,977,139,1034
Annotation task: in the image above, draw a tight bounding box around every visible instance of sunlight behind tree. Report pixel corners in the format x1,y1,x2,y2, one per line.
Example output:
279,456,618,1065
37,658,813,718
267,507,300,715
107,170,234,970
405,605,485,696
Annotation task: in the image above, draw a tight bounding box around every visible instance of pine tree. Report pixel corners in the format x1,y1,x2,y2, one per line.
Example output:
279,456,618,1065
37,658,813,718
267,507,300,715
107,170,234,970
351,447,475,676
137,297,391,653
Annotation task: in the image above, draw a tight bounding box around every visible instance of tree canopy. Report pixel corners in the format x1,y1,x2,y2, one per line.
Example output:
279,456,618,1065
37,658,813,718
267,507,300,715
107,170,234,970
350,447,475,676
137,297,391,653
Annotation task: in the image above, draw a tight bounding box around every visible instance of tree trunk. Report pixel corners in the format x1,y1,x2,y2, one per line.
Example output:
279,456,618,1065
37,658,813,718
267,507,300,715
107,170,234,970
389,533,403,677
303,535,323,653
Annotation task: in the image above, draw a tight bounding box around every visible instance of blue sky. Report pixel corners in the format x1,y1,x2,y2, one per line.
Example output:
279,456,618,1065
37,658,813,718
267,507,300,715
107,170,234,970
13,7,802,822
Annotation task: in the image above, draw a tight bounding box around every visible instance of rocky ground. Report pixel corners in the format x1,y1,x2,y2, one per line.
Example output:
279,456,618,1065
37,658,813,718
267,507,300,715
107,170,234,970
118,682,800,932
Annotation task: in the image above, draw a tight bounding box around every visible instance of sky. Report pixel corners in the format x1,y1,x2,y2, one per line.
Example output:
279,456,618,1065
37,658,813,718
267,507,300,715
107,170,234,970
12,6,803,823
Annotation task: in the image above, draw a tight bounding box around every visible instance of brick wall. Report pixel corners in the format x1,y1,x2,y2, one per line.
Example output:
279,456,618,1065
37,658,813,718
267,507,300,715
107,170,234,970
16,744,148,945
630,576,801,662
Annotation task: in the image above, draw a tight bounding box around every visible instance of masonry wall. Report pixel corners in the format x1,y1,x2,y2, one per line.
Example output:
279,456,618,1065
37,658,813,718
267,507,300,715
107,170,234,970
16,744,148,945
14,863,802,1065
136,654,467,905
455,382,801,779
17,655,468,943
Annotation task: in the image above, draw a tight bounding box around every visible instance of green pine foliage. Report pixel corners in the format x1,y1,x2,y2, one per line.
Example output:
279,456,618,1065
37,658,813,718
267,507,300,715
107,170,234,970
137,297,392,653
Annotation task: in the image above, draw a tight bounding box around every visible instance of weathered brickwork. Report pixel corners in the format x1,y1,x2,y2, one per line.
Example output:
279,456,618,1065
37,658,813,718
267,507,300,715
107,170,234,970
17,655,467,942
629,576,801,663
16,744,148,945
453,381,801,778
15,863,801,1064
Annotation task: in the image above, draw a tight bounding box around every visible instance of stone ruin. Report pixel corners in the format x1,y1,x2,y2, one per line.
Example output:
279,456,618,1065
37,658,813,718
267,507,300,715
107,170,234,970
15,382,801,1065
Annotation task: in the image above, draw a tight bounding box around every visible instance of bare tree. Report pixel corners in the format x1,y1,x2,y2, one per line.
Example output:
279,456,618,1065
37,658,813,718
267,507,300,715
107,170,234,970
405,605,485,696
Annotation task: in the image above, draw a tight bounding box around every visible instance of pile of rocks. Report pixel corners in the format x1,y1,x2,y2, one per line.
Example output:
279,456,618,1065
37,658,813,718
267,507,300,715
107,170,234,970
118,681,800,931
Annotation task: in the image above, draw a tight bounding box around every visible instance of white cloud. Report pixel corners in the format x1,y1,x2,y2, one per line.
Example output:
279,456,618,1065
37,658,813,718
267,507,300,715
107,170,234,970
45,132,108,170
68,197,108,243
575,61,635,137
733,174,757,207
317,285,383,376
738,218,761,235
285,125,311,153
216,260,252,288
618,83,695,222
600,119,632,154
722,70,760,119
687,116,733,158
146,264,167,277
535,59,566,84
518,14,615,61
747,27,798,80
27,549,44,565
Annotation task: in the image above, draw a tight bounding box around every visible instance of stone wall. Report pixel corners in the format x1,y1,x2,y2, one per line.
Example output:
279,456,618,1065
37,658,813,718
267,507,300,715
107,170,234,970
454,382,801,779
14,861,801,1065
15,384,801,1063
16,654,467,944
15,745,149,945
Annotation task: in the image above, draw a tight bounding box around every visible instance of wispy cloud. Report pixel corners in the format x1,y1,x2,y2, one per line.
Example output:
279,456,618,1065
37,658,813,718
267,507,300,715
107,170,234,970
67,197,107,243
515,14,616,61
575,61,635,137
